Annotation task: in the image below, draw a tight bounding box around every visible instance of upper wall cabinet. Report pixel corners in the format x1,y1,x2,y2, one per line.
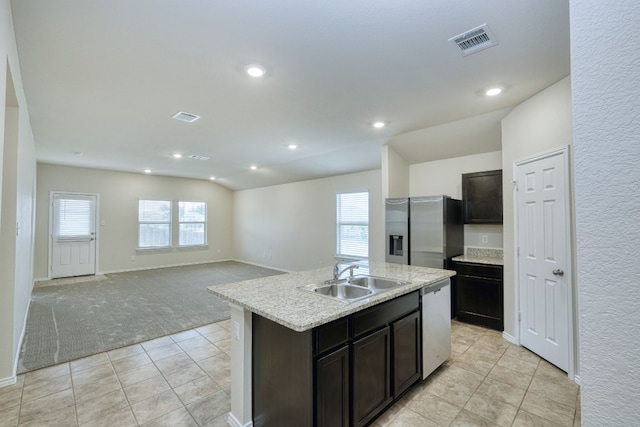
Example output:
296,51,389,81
462,169,503,224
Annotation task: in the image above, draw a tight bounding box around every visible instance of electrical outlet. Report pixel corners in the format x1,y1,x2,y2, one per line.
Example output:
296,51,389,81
217,248,221,253
130,255,136,261
481,234,488,244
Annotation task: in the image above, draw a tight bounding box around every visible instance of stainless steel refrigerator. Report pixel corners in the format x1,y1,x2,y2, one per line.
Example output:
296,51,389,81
385,195,463,268
385,196,463,316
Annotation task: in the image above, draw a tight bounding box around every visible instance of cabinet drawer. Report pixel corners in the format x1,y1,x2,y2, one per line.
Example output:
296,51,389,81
351,291,419,339
314,317,348,356
455,262,503,279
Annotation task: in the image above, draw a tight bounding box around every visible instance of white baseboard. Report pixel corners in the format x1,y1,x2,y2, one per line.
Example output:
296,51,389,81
0,375,17,388
37,259,288,282
231,259,291,273
12,295,32,378
228,412,253,427
502,331,517,345
99,259,234,275
36,261,232,281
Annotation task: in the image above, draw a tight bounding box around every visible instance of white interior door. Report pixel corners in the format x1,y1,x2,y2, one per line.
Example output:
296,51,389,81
51,193,97,278
515,148,572,373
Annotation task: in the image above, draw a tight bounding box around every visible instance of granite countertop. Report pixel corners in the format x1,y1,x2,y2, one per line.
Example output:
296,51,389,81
207,261,455,332
452,247,504,266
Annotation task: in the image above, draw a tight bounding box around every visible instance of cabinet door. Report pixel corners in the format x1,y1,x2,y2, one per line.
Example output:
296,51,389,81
316,346,349,427
391,310,421,398
457,274,504,331
462,169,503,224
352,326,392,427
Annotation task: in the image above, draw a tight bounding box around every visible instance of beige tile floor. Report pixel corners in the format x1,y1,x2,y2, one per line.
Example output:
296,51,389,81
0,320,580,427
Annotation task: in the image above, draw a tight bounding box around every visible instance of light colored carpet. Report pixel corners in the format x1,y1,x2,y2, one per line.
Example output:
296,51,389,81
18,261,283,373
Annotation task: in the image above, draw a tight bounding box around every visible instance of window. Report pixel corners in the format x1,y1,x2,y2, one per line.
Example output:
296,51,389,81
179,201,207,246
138,200,172,248
336,191,369,258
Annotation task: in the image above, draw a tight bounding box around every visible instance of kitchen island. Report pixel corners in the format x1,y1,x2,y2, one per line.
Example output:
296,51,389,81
208,261,454,427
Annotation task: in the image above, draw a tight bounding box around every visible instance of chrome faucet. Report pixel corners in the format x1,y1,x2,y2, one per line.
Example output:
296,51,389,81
333,263,359,281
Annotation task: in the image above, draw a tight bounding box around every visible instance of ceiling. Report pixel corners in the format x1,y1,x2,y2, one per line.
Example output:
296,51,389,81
10,0,570,191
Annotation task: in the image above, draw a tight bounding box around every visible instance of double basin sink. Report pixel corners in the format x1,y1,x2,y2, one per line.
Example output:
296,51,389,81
307,275,410,303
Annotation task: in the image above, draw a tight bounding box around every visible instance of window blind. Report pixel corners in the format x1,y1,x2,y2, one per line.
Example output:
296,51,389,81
138,200,172,248
179,201,207,246
336,192,369,258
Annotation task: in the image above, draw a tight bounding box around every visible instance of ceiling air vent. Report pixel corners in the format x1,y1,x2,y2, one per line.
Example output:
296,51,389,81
189,154,210,161
172,111,200,123
449,24,498,56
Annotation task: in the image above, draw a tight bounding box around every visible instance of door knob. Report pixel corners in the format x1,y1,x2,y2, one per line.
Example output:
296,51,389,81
552,269,564,276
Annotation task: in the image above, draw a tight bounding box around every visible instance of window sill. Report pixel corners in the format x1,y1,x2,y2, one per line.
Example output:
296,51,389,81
177,245,209,251
335,255,368,262
136,247,173,254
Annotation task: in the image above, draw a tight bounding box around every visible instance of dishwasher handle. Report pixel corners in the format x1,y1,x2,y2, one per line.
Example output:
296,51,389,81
419,278,450,295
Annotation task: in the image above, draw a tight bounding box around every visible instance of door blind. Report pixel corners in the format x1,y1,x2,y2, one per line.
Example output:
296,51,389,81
53,195,95,241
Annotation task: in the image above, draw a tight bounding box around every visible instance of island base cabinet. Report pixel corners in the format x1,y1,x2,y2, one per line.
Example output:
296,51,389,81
351,327,392,427
316,346,350,427
252,315,313,427
391,310,421,397
252,291,421,427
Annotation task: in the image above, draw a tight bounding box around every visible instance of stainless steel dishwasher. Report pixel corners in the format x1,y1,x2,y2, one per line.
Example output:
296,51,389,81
420,278,452,379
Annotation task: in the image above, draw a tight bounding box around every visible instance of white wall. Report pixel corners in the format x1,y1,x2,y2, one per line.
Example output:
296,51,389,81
381,145,409,199
233,169,382,272
409,151,503,250
34,164,234,278
501,76,573,340
571,1,640,424
0,0,38,385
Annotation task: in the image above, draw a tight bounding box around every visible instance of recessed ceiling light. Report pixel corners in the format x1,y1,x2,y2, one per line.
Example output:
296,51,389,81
373,121,385,129
209,176,216,181
486,87,503,96
288,144,298,150
74,151,84,157
246,65,266,78
250,165,258,170
144,169,151,174
173,153,183,159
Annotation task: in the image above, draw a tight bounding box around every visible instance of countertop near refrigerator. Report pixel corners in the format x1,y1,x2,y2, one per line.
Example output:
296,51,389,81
452,247,503,266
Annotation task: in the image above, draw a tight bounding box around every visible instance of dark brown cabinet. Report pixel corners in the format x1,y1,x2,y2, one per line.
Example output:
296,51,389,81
252,291,421,427
316,345,350,427
391,310,421,397
454,262,504,331
352,327,391,427
462,169,503,224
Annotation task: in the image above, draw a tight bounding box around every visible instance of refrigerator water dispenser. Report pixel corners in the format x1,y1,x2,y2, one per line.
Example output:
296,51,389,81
389,235,404,256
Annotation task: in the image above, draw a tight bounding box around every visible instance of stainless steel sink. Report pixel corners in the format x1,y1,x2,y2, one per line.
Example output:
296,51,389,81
313,284,374,301
299,275,411,303
347,275,409,290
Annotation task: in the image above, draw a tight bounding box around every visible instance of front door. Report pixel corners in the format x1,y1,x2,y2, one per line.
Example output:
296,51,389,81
50,192,97,278
515,147,573,373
